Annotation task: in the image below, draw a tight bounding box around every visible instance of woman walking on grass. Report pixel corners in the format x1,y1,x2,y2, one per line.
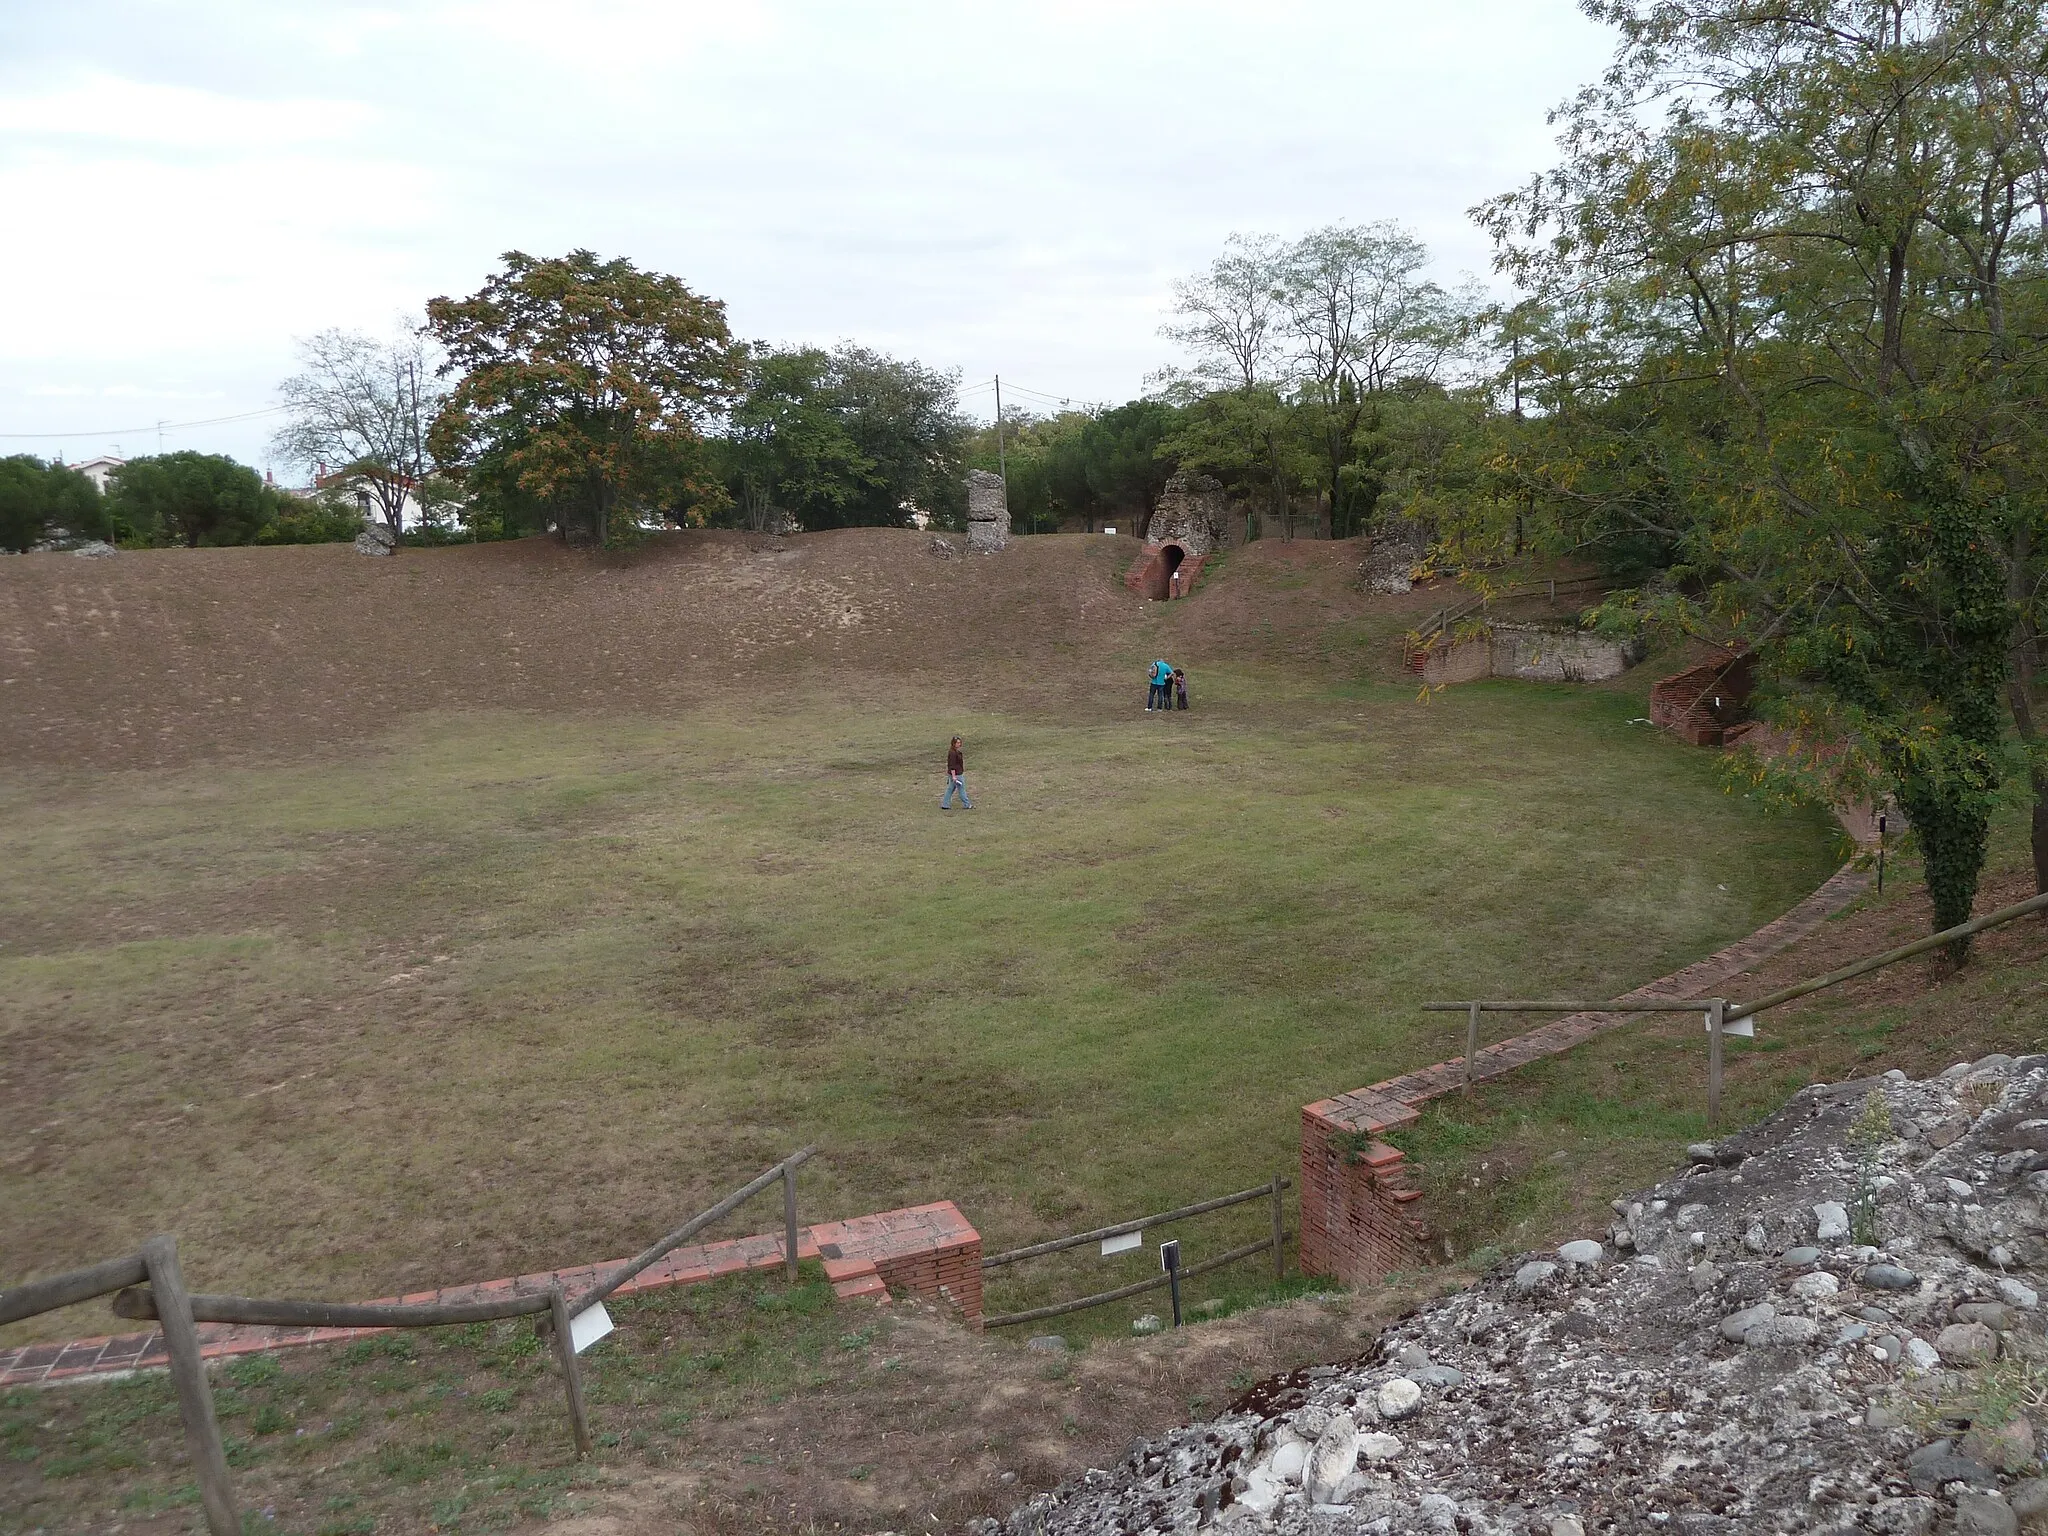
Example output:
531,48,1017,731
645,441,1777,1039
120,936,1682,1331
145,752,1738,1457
941,736,972,809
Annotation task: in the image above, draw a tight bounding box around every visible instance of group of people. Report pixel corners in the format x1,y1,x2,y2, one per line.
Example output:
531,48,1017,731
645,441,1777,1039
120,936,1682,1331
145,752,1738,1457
1146,658,1189,713
940,661,1190,811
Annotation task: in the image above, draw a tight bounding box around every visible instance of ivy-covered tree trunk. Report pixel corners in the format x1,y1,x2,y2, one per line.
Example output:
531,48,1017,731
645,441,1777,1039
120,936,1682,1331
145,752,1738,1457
1880,489,2014,962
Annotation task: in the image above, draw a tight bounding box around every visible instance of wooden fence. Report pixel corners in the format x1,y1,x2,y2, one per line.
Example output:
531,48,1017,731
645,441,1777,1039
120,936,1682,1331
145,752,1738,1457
1410,575,1606,647
0,1147,816,1536
980,1175,1290,1330
1424,887,2048,1123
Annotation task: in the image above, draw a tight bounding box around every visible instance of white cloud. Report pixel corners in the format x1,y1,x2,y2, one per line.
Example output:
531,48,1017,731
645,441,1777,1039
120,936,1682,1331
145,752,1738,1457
0,0,1615,467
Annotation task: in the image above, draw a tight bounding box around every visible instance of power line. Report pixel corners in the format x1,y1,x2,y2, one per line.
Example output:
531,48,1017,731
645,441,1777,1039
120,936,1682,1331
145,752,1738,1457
0,405,288,441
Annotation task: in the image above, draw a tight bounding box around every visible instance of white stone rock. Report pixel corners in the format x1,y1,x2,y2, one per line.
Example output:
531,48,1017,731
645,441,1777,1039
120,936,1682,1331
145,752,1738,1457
1790,1271,1841,1301
1303,1413,1360,1504
1558,1239,1604,1265
1744,1315,1819,1347
1814,1202,1850,1242
1238,1468,1285,1514
1996,1278,2040,1310
1946,1178,1976,1200
1356,1431,1403,1462
1376,1378,1423,1421
1514,1261,1557,1291
1904,1337,1941,1371
1269,1441,1308,1483
1550,1518,1587,1536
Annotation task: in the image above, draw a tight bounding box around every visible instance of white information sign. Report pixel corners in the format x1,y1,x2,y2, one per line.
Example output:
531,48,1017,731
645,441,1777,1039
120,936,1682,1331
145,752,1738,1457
1100,1231,1143,1256
1704,1014,1756,1038
569,1301,615,1355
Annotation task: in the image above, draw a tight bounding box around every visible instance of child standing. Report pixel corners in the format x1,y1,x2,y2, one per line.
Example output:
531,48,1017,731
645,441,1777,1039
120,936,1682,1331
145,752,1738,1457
1173,667,1189,710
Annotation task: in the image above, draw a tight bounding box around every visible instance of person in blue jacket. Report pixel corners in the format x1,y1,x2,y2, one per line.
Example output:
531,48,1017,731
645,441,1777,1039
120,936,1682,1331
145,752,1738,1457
1146,658,1173,712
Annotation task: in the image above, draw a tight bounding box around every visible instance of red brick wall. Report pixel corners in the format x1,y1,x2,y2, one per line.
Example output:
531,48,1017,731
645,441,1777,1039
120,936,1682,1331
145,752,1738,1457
874,1237,984,1328
1650,652,1754,746
1123,543,1207,600
1297,1089,1431,1285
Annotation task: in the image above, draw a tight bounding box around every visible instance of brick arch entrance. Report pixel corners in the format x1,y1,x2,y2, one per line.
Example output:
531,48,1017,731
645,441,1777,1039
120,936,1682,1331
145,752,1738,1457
1124,539,1205,601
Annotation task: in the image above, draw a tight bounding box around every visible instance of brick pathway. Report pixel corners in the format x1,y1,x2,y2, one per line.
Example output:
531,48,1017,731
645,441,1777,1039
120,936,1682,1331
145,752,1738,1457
1372,862,1874,1107
1300,859,1873,1284
0,1201,980,1391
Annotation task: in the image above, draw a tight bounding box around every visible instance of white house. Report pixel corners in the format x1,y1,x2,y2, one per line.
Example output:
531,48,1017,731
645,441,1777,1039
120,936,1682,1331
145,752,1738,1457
66,455,124,493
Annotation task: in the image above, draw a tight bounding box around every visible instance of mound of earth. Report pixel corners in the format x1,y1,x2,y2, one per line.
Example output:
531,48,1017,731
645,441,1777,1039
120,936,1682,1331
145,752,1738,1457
997,1055,2048,1535
0,530,1423,770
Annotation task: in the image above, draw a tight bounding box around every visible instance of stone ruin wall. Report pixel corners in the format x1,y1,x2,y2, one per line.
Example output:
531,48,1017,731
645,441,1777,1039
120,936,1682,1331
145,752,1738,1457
1146,472,1235,556
966,470,1010,553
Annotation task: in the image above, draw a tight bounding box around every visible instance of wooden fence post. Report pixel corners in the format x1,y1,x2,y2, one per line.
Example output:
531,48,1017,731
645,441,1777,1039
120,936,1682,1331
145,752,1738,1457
1465,1002,1481,1092
548,1285,593,1458
1707,997,1726,1129
783,1164,799,1284
140,1235,237,1536
1270,1174,1285,1281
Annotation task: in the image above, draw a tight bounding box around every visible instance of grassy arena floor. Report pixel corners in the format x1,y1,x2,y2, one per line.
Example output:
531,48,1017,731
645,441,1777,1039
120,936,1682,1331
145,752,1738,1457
0,661,1839,1338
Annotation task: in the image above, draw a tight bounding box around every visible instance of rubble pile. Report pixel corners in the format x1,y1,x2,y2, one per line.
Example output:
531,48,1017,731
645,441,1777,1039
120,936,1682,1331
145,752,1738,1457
999,1056,2048,1535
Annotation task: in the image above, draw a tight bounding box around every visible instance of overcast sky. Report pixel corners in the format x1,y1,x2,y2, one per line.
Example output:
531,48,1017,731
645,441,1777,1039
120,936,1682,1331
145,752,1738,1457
0,0,1613,475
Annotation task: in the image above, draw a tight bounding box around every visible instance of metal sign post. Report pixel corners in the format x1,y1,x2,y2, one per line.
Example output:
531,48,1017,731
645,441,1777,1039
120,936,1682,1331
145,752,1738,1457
1877,812,1888,896
1160,1239,1183,1327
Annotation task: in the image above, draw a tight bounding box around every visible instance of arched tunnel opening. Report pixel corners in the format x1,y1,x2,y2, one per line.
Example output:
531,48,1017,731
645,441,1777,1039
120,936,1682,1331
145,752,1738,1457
1149,543,1187,600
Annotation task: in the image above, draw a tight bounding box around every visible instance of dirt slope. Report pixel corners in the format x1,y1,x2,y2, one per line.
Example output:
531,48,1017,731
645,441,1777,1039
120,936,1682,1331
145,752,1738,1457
0,532,1424,772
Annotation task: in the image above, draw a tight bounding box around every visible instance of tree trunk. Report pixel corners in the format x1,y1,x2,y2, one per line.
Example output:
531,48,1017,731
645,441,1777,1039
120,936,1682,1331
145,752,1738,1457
2007,524,2047,895
2007,629,2048,896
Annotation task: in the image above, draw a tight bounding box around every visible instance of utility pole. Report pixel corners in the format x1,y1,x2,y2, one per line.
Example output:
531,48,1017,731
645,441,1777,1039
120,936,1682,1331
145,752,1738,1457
157,420,166,454
993,374,1009,521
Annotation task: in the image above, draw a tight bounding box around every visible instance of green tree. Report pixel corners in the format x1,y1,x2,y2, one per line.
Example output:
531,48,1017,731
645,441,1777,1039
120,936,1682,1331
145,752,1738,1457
256,491,371,545
712,343,967,533
1479,0,2048,946
961,400,1184,534
1283,223,1462,539
105,453,282,547
426,250,744,546
0,457,108,552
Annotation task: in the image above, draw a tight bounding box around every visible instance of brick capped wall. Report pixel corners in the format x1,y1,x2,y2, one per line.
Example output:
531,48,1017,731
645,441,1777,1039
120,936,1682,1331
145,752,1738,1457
1297,1088,1430,1284
1650,652,1754,746
1296,857,1874,1288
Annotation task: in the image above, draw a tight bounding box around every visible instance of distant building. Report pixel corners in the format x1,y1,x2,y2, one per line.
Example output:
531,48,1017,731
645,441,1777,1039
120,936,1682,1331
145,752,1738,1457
67,455,124,493
312,464,423,529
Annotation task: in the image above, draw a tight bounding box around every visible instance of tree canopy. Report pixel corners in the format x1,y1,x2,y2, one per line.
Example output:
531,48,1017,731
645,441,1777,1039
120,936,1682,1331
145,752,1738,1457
105,453,286,548
426,250,745,545
0,457,108,553
714,343,966,532
1474,0,2048,943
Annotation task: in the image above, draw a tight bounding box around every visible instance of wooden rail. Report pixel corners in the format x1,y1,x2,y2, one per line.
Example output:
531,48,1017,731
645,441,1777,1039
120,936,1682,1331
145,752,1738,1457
983,1239,1280,1330
981,1178,1290,1269
980,1175,1291,1331
1421,887,2048,1124
0,1148,821,1531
